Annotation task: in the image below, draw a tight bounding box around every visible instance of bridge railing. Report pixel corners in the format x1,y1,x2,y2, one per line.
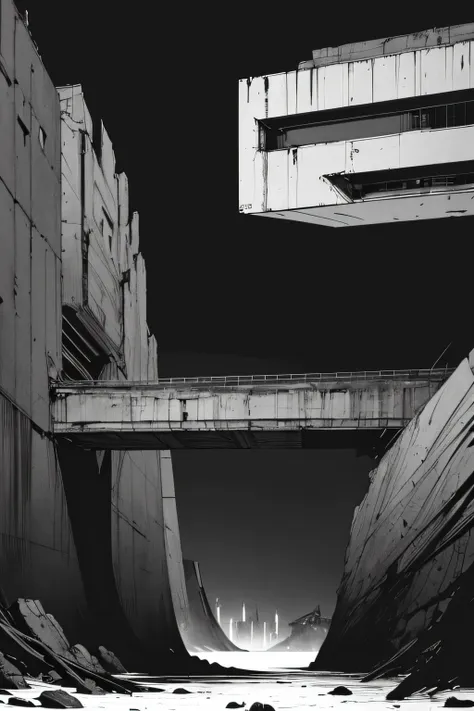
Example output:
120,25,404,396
53,366,454,390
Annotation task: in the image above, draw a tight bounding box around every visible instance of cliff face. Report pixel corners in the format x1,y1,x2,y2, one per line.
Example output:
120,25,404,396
313,351,474,678
181,561,241,653
0,0,90,646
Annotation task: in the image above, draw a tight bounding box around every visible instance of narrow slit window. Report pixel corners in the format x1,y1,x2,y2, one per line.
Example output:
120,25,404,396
17,117,30,146
39,126,47,150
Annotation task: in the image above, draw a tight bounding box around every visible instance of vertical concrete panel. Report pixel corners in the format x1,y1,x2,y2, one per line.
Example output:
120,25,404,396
453,42,470,91
110,450,185,654
469,42,474,88
324,64,346,109
349,60,372,106
14,83,31,218
14,205,31,413
0,0,15,79
0,183,15,396
117,173,129,274
267,73,287,117
296,69,312,114
0,78,14,197
161,452,190,637
397,52,415,98
60,117,82,305
419,48,443,96
267,151,289,211
31,232,49,430
286,71,297,115
317,66,326,110
373,56,397,102
100,126,116,197
31,115,61,252
238,79,257,209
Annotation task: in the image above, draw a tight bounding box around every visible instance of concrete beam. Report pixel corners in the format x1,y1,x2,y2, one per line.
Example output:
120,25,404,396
51,371,450,450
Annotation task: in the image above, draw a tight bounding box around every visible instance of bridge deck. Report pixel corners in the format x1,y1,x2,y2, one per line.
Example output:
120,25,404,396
51,368,452,450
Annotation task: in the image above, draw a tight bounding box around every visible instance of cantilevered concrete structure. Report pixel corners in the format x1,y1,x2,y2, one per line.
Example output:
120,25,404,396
239,24,474,227
51,369,450,449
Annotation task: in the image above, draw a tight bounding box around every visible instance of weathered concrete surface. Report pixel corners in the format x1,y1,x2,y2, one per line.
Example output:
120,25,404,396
312,350,474,685
51,372,448,449
181,561,241,654
57,84,193,670
0,0,89,649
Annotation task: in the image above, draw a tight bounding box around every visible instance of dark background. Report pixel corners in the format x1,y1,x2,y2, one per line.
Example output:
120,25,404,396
22,2,474,638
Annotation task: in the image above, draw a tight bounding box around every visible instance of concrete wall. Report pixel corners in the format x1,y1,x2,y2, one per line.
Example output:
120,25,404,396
59,84,157,374
239,28,474,218
0,0,88,641
58,85,188,664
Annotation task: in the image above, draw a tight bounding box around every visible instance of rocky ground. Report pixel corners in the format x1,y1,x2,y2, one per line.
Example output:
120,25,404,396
4,653,474,710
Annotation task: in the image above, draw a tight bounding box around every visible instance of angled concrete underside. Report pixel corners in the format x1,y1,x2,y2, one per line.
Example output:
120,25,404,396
313,351,474,683
51,373,448,449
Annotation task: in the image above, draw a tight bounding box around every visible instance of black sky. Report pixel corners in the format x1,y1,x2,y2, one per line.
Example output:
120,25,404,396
23,3,474,637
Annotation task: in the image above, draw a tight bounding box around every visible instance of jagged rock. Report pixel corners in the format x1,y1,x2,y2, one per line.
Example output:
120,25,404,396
69,646,105,675
8,602,74,664
313,359,474,680
97,646,126,674
444,699,474,708
41,672,63,685
249,704,276,711
7,701,35,707
173,688,191,694
0,654,28,690
8,601,104,679
37,690,84,708
226,704,245,709
0,693,11,696
328,686,353,695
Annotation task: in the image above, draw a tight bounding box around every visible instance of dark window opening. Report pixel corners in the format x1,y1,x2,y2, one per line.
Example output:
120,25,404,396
39,126,46,150
260,89,474,151
101,208,114,252
17,116,29,146
327,160,474,200
62,306,109,381
91,114,103,164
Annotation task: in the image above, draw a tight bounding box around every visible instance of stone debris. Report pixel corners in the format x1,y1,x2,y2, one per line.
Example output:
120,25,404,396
36,690,84,708
97,646,126,674
226,703,245,709
172,687,192,694
6,701,34,707
444,699,474,708
0,654,29,690
69,646,105,675
328,685,353,695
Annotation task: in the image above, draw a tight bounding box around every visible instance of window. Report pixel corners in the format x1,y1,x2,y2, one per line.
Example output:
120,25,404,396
39,126,46,150
335,160,474,200
260,90,474,151
17,116,29,146
101,208,114,253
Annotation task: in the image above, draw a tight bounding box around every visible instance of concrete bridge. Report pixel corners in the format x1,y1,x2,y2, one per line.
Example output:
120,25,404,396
51,368,452,450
